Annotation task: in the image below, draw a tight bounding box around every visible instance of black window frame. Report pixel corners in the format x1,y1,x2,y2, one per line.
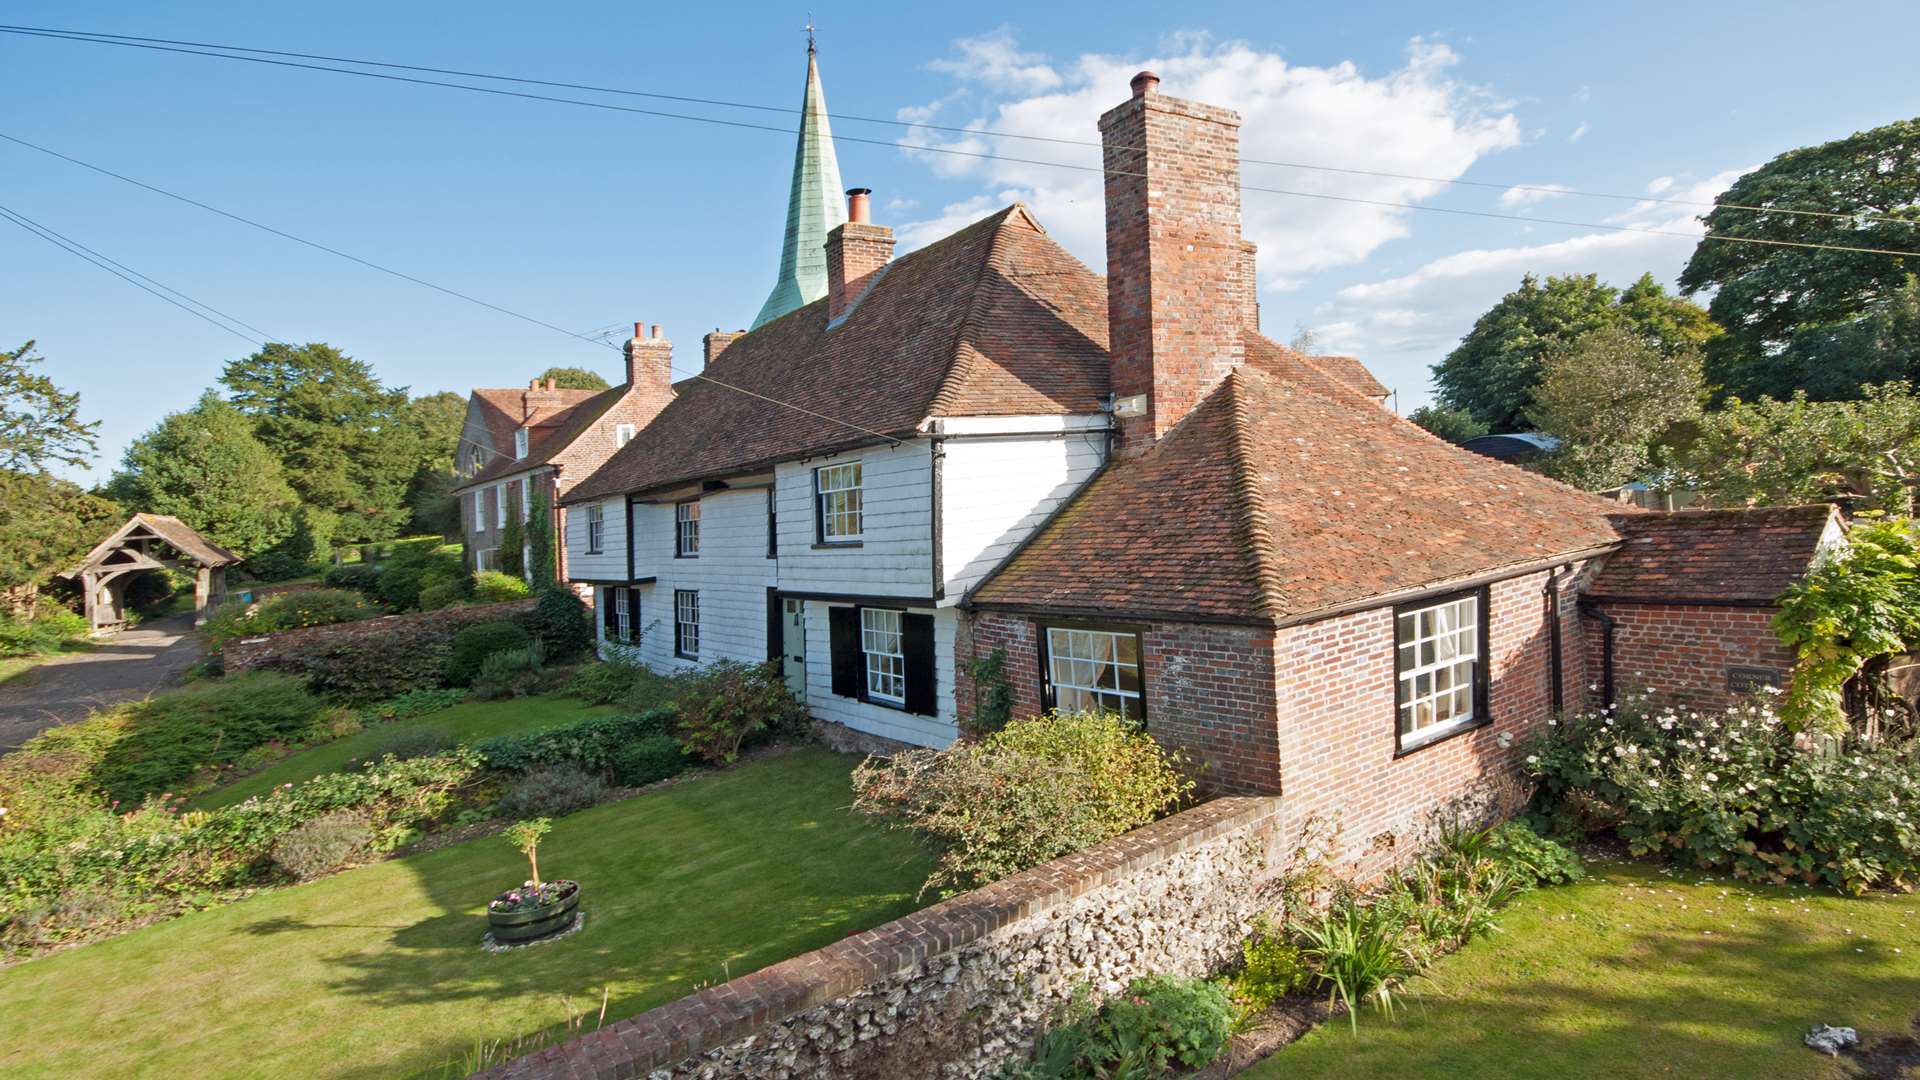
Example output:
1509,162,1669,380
1036,619,1149,724
673,588,700,660
1392,585,1493,757
812,461,864,548
673,499,700,559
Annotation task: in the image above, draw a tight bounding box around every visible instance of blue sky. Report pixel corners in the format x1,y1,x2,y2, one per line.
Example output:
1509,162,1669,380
7,1,1917,485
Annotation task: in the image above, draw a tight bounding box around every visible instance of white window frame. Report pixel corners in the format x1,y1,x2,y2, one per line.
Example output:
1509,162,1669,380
675,500,700,558
585,503,605,554
1043,626,1144,720
514,428,529,460
1395,590,1486,752
613,588,631,643
815,461,863,543
861,607,906,705
475,547,494,571
674,589,700,660
615,422,636,448
494,484,506,526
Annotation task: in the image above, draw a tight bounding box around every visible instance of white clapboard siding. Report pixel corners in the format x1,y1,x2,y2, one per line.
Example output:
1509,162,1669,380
803,601,959,747
939,418,1107,602
564,496,629,582
614,488,777,671
775,440,934,599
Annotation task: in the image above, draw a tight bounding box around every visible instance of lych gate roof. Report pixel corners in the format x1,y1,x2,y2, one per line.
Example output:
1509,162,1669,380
65,513,240,576
752,45,848,330
1584,504,1842,605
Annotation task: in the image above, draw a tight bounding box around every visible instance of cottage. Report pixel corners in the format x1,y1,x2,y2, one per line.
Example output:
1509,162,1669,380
559,62,1823,875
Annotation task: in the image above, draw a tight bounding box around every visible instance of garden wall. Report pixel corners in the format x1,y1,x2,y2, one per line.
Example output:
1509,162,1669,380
484,795,1285,1080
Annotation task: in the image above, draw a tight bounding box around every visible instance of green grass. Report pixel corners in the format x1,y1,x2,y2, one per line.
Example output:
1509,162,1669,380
0,748,932,1080
194,696,613,810
1243,857,1920,1080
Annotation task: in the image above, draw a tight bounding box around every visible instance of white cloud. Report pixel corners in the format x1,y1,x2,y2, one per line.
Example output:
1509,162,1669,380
1497,183,1573,207
1568,120,1592,142
927,27,1062,94
1646,175,1675,194
895,33,1523,283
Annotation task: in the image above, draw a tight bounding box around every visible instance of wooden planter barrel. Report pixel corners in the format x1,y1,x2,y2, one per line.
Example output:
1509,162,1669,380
487,881,580,943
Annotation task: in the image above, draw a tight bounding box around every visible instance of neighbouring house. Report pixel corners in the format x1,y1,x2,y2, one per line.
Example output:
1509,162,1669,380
558,63,1834,876
451,347,675,584
63,513,238,631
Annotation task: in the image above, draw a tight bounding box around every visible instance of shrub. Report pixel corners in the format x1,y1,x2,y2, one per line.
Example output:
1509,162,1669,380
364,726,456,762
563,659,648,705
852,710,1193,897
673,660,803,764
1296,898,1422,1030
374,560,432,612
1229,919,1314,1013
323,563,381,593
417,580,466,611
0,606,90,657
444,621,532,688
473,570,530,603
478,708,676,775
525,586,593,661
361,687,466,724
202,588,380,652
1019,975,1234,1079
271,810,373,881
90,673,326,803
612,735,689,787
494,765,606,818
1526,695,1920,893
1484,820,1585,888
471,641,546,701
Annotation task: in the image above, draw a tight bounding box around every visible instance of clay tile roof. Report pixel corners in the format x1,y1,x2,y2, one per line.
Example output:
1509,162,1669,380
1584,504,1842,605
1309,354,1389,399
66,513,240,575
565,205,1110,503
459,386,624,489
971,343,1628,625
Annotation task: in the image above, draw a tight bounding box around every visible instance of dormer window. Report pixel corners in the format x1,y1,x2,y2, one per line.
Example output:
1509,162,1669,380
514,428,529,460
615,423,636,448
467,447,483,474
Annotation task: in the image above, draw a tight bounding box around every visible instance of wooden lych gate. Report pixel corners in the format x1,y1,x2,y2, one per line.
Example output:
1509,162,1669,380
61,513,240,633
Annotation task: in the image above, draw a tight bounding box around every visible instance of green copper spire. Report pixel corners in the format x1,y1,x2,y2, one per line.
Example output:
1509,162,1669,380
752,42,847,329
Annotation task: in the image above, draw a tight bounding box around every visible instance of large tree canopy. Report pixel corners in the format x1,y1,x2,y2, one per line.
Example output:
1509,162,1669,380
536,366,610,391
400,390,467,536
221,343,415,545
1678,117,1920,398
1676,382,1920,515
0,341,98,472
1527,326,1704,491
106,392,298,560
1433,273,1719,432
0,470,120,594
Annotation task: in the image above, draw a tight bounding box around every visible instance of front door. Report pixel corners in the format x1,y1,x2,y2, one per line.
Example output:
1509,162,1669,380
781,597,808,702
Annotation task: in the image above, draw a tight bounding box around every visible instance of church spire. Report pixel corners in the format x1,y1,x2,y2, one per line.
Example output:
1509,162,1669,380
751,39,847,329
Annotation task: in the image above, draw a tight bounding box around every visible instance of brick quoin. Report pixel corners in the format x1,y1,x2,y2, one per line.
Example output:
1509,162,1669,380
1584,601,1795,711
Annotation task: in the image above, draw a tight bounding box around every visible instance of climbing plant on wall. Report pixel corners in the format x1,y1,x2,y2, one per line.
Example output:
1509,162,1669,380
1773,516,1920,734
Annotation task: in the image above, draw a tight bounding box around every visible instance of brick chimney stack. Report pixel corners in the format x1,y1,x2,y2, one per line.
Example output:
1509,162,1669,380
1099,71,1245,453
703,329,747,367
523,377,564,420
1237,240,1260,332
825,188,894,324
624,322,673,399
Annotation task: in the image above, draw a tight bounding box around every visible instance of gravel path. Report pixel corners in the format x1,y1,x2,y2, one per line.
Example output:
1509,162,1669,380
0,613,203,752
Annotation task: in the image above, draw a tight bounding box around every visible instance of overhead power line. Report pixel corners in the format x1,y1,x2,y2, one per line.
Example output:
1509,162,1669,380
6,22,1917,229
0,201,271,345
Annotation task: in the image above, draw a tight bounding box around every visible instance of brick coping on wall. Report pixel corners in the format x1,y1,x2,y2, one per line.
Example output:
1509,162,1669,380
484,794,1281,1080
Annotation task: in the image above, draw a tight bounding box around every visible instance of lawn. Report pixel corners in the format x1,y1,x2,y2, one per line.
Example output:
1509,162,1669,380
1243,856,1920,1080
194,695,613,809
0,748,932,1080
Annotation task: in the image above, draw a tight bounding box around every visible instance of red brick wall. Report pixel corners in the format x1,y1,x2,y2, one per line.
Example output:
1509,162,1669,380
1583,602,1792,711
1273,565,1593,880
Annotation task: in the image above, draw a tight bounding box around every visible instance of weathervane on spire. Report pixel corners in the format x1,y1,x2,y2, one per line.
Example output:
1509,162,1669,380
804,14,816,53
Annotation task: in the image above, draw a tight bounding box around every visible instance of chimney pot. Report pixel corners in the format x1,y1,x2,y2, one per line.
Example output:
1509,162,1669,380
546,377,557,391
632,321,644,341
529,378,539,390
846,187,873,224
1129,70,1160,98
650,324,662,340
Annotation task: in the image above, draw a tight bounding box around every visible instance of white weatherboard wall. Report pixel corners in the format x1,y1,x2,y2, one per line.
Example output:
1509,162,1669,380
806,601,960,747
564,496,629,583
938,416,1107,603
775,440,934,599
624,488,777,670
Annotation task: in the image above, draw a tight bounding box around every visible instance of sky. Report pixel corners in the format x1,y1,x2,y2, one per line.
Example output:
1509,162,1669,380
6,1,1918,486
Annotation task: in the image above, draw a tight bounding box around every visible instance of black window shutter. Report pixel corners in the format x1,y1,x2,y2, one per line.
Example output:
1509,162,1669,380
626,588,642,644
902,612,937,716
828,606,862,699
766,590,781,662
602,587,618,640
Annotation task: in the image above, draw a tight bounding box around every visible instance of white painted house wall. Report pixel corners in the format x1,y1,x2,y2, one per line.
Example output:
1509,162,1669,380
803,601,961,746
627,488,777,671
564,495,629,583
938,416,1107,604
774,440,934,599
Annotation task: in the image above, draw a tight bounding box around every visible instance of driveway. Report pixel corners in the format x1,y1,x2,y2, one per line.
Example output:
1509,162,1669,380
0,613,203,752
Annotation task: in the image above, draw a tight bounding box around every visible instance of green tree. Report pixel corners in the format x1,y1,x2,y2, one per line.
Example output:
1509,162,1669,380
220,343,414,545
536,366,609,391
1527,326,1704,491
106,392,298,560
1407,405,1489,444
1769,275,1920,401
497,493,525,578
527,486,555,585
1,341,98,471
1678,118,1920,398
1675,382,1920,514
0,470,120,596
400,391,466,535
1434,273,1719,431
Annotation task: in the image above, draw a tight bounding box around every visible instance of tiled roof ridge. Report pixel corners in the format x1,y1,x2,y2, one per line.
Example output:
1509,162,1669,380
925,206,1025,420
1223,367,1289,620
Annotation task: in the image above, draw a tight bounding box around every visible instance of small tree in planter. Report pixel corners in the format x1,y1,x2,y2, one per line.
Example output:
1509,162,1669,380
486,818,581,943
